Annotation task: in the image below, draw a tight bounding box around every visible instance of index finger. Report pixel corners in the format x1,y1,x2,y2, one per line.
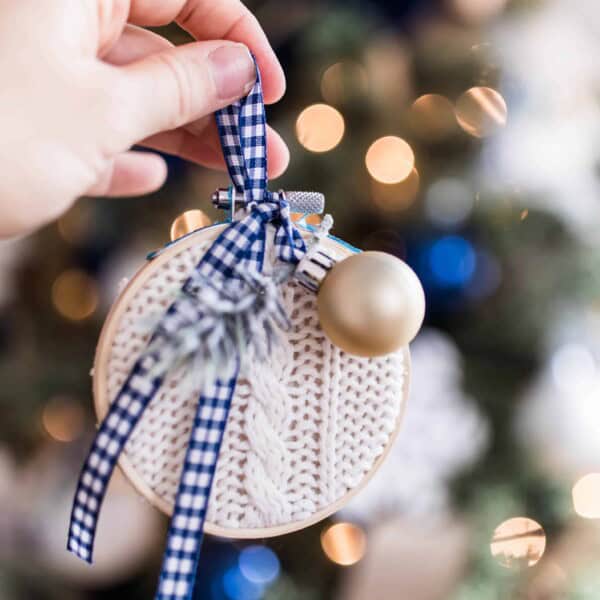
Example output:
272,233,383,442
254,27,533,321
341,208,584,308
128,0,285,103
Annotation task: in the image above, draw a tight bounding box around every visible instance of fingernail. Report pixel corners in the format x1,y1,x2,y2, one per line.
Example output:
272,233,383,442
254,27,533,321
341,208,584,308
209,44,256,100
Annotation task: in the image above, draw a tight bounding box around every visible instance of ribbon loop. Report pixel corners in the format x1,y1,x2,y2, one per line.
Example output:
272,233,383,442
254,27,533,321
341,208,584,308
216,71,268,203
68,60,308,600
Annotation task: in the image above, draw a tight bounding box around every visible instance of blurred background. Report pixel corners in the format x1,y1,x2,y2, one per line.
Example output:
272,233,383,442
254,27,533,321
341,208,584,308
2,0,600,598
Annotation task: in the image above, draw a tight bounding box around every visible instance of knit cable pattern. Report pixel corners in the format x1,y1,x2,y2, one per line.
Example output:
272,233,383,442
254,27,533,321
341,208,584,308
104,234,407,531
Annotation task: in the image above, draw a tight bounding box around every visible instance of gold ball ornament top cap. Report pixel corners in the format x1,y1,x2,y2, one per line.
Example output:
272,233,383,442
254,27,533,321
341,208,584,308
317,251,425,357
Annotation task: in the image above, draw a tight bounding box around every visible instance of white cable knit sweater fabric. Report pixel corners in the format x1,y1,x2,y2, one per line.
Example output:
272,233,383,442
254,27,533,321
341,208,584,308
102,235,407,532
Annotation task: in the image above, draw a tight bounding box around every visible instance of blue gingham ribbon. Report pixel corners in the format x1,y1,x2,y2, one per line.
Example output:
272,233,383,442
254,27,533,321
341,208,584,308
67,64,306,600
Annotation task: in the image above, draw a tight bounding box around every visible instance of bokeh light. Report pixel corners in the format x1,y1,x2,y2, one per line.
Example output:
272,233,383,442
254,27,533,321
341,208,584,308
222,565,264,600
490,517,546,568
42,396,85,443
410,94,457,141
428,236,477,287
371,169,420,212
364,36,412,108
51,269,98,321
296,104,345,152
320,61,369,105
425,178,474,228
551,343,596,394
170,209,212,241
57,204,93,245
321,522,366,566
448,0,508,25
455,87,507,138
573,473,600,519
365,136,415,184
238,546,280,585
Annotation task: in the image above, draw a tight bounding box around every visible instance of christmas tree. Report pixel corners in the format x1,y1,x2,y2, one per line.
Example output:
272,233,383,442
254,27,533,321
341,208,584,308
2,0,600,598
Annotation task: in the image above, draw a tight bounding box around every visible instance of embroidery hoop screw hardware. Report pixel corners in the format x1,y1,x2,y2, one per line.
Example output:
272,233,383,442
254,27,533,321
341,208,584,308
211,187,326,215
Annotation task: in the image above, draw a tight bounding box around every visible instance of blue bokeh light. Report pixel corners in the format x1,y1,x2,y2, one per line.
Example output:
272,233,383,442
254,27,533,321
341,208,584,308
238,546,280,585
222,566,264,600
428,235,476,287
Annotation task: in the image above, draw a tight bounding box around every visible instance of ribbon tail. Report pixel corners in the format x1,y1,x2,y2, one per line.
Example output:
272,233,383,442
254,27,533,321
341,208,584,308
155,362,239,600
67,352,165,563
274,222,305,264
272,193,306,264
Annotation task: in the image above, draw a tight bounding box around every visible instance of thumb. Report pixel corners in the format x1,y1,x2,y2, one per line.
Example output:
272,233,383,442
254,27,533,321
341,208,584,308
113,41,256,146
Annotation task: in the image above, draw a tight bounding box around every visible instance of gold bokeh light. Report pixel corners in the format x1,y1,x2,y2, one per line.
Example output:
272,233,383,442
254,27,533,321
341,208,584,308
42,396,85,443
573,473,600,519
455,86,507,138
366,136,415,184
57,204,93,245
410,94,457,141
170,209,212,241
490,517,546,568
321,522,367,566
296,104,345,153
371,168,420,212
51,269,98,321
320,62,369,105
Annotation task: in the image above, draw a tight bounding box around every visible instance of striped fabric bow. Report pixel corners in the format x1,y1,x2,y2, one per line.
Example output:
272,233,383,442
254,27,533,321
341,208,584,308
67,64,306,600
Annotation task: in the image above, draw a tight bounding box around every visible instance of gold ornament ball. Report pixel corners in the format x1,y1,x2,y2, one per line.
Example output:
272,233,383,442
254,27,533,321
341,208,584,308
317,251,425,357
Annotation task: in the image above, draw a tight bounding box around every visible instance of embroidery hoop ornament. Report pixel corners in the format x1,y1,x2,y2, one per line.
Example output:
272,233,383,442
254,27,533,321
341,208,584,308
92,222,412,538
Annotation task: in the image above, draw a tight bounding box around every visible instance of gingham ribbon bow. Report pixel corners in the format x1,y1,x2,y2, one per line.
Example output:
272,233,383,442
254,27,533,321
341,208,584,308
67,64,306,600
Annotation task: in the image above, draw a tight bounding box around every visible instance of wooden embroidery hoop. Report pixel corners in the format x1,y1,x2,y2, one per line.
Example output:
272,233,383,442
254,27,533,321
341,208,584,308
93,223,411,539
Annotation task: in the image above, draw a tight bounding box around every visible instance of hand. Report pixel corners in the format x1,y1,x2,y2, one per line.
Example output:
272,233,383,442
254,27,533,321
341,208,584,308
0,0,288,238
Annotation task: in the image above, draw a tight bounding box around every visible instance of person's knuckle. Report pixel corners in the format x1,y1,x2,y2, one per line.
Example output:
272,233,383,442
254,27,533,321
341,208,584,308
224,11,257,39
176,0,203,30
152,52,195,128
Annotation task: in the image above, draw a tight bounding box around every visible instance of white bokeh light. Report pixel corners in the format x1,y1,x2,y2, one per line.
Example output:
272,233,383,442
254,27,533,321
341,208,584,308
550,343,596,395
518,307,600,474
425,178,474,228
